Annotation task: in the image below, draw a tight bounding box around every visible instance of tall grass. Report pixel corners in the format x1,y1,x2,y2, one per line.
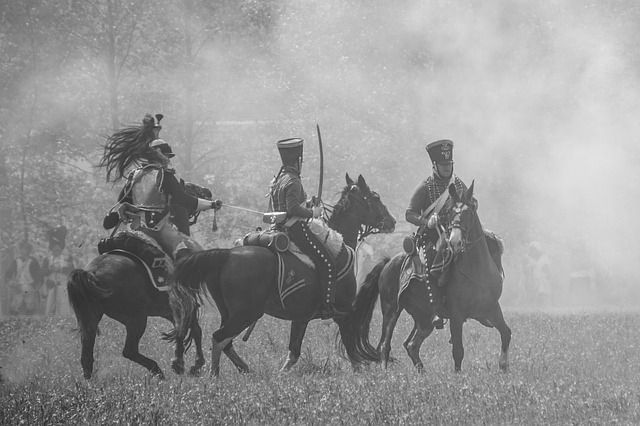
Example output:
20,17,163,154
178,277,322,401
1,309,639,425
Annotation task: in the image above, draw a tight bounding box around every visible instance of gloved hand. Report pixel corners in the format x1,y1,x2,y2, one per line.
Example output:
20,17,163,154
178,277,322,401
211,199,223,211
312,205,323,218
427,214,439,229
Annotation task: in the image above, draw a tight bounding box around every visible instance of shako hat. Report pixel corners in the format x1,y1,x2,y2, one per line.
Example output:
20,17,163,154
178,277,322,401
48,225,68,250
426,139,454,164
276,138,304,166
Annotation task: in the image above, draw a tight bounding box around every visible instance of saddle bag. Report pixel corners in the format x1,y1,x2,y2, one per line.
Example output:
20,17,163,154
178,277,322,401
98,233,167,269
242,230,290,253
403,235,417,255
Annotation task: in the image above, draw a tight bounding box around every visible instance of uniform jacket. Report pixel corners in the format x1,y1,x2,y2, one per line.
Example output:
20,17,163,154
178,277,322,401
267,167,312,219
406,174,467,228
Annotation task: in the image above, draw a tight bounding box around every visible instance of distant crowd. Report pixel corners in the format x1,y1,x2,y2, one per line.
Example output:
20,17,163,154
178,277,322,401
1,226,75,317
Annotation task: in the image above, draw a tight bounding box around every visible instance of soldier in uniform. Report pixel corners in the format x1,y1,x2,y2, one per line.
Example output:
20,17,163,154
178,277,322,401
5,240,42,316
41,226,75,317
405,139,468,329
99,113,221,260
267,138,343,319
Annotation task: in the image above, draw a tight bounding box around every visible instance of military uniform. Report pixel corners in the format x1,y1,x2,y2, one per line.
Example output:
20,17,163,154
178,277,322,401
102,114,219,260
267,138,341,319
405,139,467,328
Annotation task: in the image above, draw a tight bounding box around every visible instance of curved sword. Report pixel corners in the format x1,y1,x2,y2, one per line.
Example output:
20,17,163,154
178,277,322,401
316,124,324,205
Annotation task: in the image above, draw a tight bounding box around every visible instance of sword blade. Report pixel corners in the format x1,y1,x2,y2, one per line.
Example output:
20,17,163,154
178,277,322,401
316,124,324,203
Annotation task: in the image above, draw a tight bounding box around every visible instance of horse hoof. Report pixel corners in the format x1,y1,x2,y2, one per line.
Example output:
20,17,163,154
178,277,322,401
171,360,185,375
188,366,202,377
83,372,92,380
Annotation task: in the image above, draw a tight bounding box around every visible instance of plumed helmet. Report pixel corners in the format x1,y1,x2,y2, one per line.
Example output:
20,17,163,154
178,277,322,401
48,225,68,250
276,138,304,166
426,139,454,164
143,113,164,139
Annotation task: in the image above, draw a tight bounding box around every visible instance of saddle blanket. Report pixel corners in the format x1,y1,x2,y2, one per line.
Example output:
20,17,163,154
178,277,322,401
276,244,355,307
98,231,173,291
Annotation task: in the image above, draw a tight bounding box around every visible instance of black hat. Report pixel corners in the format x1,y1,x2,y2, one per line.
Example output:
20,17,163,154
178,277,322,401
277,138,304,166
426,139,454,164
48,226,67,250
149,138,175,158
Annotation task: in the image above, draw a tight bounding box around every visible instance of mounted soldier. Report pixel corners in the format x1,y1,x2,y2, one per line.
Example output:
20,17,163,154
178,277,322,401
266,138,345,319
405,139,468,329
99,113,221,261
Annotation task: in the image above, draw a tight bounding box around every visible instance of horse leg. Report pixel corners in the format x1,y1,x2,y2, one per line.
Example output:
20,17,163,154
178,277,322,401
210,315,255,376
188,316,206,376
122,316,165,379
210,334,233,377
403,316,435,372
223,341,249,373
281,320,308,371
449,313,465,373
171,333,186,376
485,303,511,372
377,305,400,370
80,313,103,380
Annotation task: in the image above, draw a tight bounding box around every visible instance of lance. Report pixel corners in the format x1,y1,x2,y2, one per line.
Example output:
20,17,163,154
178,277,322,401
316,124,324,205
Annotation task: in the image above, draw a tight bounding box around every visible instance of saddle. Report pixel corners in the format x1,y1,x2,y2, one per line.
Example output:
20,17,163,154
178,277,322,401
97,231,173,290
242,221,355,307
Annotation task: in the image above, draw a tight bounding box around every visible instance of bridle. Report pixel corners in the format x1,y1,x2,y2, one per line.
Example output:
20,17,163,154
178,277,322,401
448,198,483,253
324,184,391,241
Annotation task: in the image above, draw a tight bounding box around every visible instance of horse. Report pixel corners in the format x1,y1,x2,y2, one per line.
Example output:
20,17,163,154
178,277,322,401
359,181,511,372
166,173,396,375
67,232,206,380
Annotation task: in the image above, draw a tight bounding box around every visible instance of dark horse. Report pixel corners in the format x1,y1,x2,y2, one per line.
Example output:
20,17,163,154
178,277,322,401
361,181,510,372
166,174,396,375
67,236,205,380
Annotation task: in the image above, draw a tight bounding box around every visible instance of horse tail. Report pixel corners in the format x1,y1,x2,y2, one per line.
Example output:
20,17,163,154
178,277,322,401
67,268,111,340
165,249,230,347
336,257,390,365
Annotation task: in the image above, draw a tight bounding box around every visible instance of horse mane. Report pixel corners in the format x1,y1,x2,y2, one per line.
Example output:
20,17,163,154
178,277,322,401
331,185,353,218
484,228,504,255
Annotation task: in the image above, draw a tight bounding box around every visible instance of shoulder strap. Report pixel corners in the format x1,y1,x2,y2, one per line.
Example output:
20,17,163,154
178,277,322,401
420,174,455,221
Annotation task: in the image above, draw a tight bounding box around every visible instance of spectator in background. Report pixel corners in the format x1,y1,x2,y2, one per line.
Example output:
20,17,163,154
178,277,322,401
42,226,75,317
524,241,552,308
5,240,42,316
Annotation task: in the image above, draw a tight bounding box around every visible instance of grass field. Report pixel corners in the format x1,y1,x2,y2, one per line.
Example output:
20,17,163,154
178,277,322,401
1,307,639,425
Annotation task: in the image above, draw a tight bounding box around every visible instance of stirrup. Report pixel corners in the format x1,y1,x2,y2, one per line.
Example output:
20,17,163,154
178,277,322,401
319,305,349,320
432,316,445,330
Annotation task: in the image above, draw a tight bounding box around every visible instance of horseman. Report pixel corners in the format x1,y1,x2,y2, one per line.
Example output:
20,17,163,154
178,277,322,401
405,139,468,329
267,138,343,319
99,113,221,260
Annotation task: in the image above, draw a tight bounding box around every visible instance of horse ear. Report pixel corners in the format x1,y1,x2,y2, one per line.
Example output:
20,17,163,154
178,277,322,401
466,180,475,200
346,173,355,186
357,174,370,191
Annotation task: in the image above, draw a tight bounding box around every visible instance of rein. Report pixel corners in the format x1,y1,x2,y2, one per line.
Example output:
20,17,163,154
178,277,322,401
323,188,387,242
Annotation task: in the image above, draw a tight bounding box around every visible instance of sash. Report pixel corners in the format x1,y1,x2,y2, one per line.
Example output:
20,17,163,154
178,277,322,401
420,174,456,222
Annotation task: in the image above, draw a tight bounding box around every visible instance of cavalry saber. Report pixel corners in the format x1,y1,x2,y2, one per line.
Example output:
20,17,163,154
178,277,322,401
316,124,324,204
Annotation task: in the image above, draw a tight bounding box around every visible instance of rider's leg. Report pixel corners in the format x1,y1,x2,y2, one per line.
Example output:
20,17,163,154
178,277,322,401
288,221,342,319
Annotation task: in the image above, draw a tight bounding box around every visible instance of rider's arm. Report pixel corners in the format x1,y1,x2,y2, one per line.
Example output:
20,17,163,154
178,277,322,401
405,181,429,227
162,172,212,212
285,180,313,218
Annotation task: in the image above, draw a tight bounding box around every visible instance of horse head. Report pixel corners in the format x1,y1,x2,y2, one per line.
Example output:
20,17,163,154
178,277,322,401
344,173,396,234
447,180,478,254
328,174,396,247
